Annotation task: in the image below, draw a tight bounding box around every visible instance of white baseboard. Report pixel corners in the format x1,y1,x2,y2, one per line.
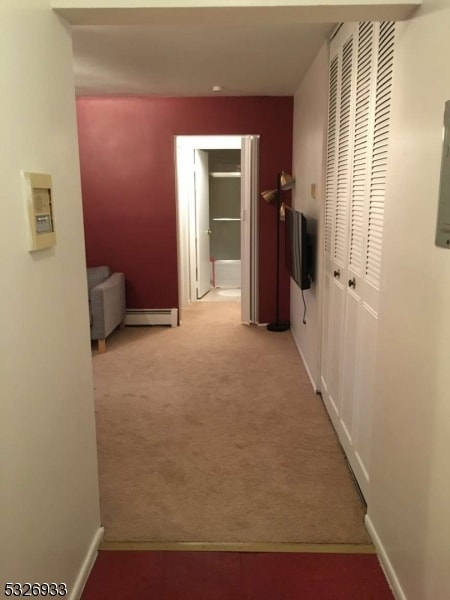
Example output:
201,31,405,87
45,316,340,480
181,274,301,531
365,515,406,600
70,526,104,600
290,327,318,393
126,309,178,327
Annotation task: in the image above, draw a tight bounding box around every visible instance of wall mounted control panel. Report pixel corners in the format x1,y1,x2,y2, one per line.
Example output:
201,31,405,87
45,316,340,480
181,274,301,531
23,172,56,251
436,100,450,249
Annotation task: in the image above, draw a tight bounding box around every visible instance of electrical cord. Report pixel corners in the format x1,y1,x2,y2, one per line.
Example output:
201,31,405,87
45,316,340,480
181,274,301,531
302,289,307,325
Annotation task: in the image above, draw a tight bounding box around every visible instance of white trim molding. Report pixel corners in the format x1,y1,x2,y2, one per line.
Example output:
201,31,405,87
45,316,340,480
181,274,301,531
365,515,406,600
101,540,376,554
70,526,104,600
54,3,421,27
125,308,178,327
291,327,318,392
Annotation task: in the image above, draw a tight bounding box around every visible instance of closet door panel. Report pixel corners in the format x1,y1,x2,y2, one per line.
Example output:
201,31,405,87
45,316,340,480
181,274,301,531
352,21,395,493
349,21,375,281
321,24,356,429
353,304,378,490
328,276,346,416
334,33,355,270
340,288,360,443
320,262,332,399
321,40,342,421
338,21,377,493
365,20,395,292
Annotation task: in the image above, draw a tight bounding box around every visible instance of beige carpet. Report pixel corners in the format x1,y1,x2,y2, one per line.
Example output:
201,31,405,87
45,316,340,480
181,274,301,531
92,302,370,544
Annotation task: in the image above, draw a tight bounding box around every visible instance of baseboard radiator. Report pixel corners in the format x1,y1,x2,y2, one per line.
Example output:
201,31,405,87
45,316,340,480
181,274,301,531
125,309,178,327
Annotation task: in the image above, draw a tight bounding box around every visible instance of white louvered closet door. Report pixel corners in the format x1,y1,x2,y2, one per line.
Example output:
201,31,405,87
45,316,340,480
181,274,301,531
321,21,396,499
321,24,356,429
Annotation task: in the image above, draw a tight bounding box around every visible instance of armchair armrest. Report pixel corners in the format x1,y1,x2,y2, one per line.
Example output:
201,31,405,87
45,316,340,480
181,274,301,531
89,272,126,341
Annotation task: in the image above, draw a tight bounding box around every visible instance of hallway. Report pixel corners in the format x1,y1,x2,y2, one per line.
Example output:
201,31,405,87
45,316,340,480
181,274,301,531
92,301,368,545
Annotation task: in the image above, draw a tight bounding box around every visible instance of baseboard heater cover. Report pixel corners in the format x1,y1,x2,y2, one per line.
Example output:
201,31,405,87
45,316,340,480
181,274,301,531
125,309,178,327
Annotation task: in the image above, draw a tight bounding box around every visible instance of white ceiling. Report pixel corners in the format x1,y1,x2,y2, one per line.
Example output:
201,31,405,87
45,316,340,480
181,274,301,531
72,17,334,96
66,3,419,97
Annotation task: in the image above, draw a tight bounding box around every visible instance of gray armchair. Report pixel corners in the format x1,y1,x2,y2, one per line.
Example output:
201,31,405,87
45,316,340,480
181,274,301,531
87,266,126,353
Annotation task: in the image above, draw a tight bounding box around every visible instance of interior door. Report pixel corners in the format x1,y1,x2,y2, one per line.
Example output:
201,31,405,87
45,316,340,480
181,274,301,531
321,26,356,437
344,21,396,494
194,149,211,299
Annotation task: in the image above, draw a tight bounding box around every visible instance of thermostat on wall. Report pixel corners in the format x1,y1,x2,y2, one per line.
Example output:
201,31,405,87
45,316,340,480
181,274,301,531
23,172,56,251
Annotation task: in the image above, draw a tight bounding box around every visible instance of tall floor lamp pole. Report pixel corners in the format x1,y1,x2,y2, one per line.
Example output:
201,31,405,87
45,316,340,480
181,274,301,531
262,171,293,333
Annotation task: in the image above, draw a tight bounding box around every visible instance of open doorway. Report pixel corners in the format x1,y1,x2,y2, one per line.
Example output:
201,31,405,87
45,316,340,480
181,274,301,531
198,149,242,304
176,135,259,324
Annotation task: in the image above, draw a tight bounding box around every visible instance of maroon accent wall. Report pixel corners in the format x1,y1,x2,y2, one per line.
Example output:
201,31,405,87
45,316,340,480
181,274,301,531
76,97,293,323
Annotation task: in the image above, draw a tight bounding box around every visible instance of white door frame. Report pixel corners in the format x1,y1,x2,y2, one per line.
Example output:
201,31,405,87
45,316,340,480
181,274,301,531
175,135,259,324
241,135,260,324
194,149,211,299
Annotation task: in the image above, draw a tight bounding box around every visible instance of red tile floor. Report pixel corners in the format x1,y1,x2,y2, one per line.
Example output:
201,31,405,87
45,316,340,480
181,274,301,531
81,550,394,599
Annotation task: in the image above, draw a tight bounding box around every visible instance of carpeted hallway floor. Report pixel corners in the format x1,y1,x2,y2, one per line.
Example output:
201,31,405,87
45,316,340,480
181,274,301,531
92,301,370,544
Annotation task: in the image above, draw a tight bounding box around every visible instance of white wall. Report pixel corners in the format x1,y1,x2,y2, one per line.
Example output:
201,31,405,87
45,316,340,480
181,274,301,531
292,5,450,597
0,2,101,595
367,1,450,598
291,42,329,389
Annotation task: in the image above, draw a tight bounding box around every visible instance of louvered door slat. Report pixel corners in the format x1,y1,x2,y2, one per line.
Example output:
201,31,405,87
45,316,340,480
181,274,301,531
325,56,339,255
334,37,354,266
348,22,374,274
366,21,395,288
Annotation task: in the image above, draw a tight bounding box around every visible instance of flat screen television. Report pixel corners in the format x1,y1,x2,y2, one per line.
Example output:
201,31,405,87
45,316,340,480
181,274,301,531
285,207,313,291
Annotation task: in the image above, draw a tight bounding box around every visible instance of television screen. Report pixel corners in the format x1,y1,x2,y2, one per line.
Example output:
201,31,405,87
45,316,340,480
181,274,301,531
285,207,311,291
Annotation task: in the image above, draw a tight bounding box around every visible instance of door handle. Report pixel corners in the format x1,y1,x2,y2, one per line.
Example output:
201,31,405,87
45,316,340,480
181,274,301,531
333,269,340,279
348,277,356,289
207,229,212,235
